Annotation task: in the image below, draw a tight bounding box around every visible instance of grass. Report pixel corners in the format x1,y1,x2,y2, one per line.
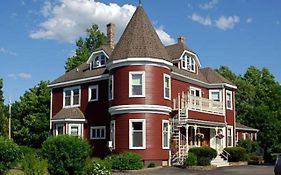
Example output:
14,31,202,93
7,169,24,175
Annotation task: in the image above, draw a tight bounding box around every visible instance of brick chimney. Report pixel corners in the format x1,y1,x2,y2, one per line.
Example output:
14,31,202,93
107,23,115,49
178,36,185,44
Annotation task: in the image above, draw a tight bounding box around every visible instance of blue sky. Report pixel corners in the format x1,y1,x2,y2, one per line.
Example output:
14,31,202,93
1,0,281,103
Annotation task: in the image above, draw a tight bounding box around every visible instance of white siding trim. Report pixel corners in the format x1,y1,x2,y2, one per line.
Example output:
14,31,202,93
108,104,172,115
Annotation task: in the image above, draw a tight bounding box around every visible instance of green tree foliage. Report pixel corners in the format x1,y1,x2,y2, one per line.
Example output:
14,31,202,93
11,81,50,148
0,79,8,137
65,24,107,72
217,66,281,156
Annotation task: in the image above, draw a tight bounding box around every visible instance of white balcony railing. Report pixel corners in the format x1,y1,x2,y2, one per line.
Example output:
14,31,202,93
173,92,224,115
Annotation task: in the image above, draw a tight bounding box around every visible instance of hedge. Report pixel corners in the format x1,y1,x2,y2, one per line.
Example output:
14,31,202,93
0,137,19,175
184,152,197,167
224,147,247,162
105,152,143,170
84,158,111,175
188,146,217,166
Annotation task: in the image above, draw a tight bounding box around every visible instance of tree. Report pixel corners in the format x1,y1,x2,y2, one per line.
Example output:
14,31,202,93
0,79,8,137
11,81,50,148
65,24,107,72
217,66,281,156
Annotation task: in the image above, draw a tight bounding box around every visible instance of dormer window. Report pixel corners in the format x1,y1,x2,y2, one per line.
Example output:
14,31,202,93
181,53,196,72
93,54,106,68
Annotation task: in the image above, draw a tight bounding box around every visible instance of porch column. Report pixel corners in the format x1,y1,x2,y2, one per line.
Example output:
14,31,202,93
215,127,218,151
186,124,189,149
194,125,197,146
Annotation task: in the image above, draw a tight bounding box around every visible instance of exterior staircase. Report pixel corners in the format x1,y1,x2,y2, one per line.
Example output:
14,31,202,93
211,155,230,167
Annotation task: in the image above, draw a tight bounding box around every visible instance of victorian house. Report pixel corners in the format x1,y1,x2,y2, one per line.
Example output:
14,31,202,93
49,5,258,167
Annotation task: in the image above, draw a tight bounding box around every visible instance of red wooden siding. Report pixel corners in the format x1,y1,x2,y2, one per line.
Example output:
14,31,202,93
110,65,171,107
113,113,169,161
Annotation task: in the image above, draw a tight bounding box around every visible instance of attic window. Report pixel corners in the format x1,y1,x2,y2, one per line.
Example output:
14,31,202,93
181,53,196,72
93,54,106,68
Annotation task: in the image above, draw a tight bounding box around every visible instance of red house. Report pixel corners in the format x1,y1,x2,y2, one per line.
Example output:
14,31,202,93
49,6,258,166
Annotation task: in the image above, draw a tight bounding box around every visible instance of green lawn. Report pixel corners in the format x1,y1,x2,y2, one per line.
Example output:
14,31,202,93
7,169,24,175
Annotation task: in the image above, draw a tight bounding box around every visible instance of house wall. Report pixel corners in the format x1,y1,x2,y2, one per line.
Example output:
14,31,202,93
236,130,257,142
112,113,169,161
51,80,111,157
110,65,171,107
225,89,236,147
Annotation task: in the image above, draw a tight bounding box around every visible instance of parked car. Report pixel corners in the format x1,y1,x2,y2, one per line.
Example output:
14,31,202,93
275,156,281,175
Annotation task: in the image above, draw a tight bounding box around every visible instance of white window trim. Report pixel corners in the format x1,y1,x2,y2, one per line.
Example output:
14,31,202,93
190,86,202,97
226,90,233,110
242,132,246,140
63,86,81,108
129,71,145,98
90,126,106,140
181,53,196,73
68,123,82,137
235,131,238,144
88,85,99,102
163,74,171,100
227,125,233,147
109,75,114,100
55,123,64,136
110,120,115,149
129,119,146,149
162,120,170,149
209,89,222,102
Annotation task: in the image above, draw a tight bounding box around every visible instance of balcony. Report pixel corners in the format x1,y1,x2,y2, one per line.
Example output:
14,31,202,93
172,92,224,115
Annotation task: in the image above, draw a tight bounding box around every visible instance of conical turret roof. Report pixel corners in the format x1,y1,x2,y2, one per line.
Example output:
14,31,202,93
109,6,170,62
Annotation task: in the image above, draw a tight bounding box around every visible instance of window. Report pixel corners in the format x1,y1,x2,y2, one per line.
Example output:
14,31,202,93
226,90,233,110
190,87,201,97
129,72,145,97
129,119,146,149
109,75,114,100
93,54,106,68
181,53,196,72
63,86,80,107
242,132,246,140
88,85,98,102
90,126,106,140
249,133,253,141
68,124,81,136
162,120,170,149
227,127,233,147
56,124,64,135
110,120,115,149
163,74,171,99
209,90,222,102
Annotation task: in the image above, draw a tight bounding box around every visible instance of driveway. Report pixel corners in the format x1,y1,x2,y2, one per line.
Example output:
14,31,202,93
113,165,274,175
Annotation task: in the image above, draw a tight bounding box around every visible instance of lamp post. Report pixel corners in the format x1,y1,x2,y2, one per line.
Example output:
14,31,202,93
8,97,11,140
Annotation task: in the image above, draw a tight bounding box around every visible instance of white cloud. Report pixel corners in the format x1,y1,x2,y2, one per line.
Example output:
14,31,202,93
215,16,240,30
156,26,176,45
30,0,175,45
246,17,253,23
190,13,240,31
7,73,32,80
190,13,212,26
199,0,219,10
0,47,17,56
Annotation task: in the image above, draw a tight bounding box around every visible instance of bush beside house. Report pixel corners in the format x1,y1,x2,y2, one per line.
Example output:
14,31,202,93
0,137,19,175
105,152,144,170
188,146,217,166
42,135,91,175
224,147,247,162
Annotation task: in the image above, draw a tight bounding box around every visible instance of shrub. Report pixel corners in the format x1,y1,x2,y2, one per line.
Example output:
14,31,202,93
248,154,264,165
188,146,217,160
224,147,247,162
42,135,91,175
84,158,111,175
184,152,197,167
105,152,143,170
0,137,19,175
21,153,48,175
147,162,156,168
197,157,211,166
238,139,259,153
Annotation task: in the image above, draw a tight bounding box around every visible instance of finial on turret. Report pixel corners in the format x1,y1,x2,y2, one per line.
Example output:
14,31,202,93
138,0,142,6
